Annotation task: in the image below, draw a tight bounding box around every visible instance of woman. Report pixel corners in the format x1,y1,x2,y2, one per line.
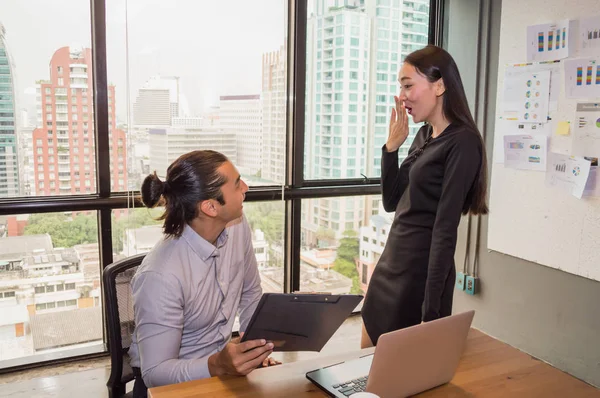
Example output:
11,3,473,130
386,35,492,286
361,45,488,347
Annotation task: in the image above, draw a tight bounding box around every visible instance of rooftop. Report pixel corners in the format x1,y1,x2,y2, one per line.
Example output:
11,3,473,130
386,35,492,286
0,234,53,261
29,307,103,352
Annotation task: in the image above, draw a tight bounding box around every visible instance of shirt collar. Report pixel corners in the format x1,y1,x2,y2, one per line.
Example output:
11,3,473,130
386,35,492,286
181,224,229,262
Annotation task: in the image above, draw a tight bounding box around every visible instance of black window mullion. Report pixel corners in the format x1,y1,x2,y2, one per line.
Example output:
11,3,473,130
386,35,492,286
429,0,444,46
90,0,113,269
284,199,302,293
288,0,307,189
90,0,110,200
286,0,308,294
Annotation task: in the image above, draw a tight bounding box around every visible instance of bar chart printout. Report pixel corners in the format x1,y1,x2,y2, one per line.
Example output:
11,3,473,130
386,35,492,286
527,20,572,61
579,16,600,57
565,57,600,99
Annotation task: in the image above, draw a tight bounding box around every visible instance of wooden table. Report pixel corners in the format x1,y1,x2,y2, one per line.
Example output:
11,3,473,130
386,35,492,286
148,329,600,398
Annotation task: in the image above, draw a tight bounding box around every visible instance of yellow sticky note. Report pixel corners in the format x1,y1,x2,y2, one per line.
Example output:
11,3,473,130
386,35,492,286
556,121,570,136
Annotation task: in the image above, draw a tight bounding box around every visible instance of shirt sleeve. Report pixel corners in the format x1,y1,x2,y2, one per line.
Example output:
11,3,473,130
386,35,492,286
132,270,212,387
380,130,423,212
422,132,482,322
237,216,263,332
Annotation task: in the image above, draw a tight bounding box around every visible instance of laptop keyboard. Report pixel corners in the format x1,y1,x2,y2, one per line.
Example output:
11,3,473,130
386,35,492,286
332,376,369,396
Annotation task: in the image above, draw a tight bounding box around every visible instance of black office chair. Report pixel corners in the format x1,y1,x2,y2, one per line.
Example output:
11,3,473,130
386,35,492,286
103,253,147,398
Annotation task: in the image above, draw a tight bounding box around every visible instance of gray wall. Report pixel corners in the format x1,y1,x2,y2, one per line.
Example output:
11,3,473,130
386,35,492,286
446,0,600,388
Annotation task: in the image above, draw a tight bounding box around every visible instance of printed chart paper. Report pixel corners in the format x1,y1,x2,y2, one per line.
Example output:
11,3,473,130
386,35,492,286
527,20,572,62
517,71,550,123
503,61,560,115
494,118,551,163
564,57,600,99
578,16,600,57
545,153,591,199
583,157,600,197
503,135,548,171
572,102,600,156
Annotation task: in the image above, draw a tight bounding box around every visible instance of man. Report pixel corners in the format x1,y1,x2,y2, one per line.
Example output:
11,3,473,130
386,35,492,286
129,150,278,397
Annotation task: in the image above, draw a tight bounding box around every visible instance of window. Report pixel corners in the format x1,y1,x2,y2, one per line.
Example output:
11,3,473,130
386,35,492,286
299,195,394,299
108,1,287,189
0,2,97,199
0,0,432,370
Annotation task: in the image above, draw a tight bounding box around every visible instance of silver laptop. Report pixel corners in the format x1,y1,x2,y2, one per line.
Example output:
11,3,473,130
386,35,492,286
306,310,475,398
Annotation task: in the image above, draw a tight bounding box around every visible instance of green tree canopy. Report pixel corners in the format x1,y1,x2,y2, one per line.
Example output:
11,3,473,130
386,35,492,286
112,208,163,253
244,202,284,245
24,213,98,248
333,229,362,295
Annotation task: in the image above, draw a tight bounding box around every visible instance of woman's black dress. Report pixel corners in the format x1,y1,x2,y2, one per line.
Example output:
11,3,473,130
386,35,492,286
361,123,482,345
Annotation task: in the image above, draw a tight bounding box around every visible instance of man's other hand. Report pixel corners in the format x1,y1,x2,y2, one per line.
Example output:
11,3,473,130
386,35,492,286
208,338,274,376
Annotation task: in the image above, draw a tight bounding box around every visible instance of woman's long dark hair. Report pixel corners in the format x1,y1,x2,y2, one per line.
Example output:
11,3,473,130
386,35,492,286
140,150,229,238
405,45,488,215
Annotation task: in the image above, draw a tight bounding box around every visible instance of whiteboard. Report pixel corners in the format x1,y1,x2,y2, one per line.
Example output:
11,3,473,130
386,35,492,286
488,0,600,282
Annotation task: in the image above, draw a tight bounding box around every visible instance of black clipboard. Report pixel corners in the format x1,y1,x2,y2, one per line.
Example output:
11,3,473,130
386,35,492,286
240,293,363,352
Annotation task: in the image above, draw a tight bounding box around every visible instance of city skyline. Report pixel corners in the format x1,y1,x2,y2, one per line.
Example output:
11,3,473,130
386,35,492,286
0,0,285,123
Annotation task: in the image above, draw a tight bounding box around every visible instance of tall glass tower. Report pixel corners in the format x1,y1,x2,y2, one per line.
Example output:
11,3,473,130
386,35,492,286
0,23,20,197
303,0,429,245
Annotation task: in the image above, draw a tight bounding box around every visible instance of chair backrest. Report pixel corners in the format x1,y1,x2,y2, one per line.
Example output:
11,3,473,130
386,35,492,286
103,253,146,398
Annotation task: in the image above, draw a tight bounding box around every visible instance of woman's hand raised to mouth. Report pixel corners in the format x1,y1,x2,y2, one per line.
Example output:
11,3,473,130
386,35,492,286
385,95,409,152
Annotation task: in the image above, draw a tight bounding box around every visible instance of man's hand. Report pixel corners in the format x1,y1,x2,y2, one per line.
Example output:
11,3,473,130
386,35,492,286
261,356,282,367
235,333,281,368
208,338,274,377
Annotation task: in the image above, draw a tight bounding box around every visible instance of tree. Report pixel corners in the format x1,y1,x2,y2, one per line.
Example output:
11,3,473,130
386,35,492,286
337,230,359,263
22,209,164,253
112,208,163,253
244,202,284,245
24,213,98,248
332,230,363,295
315,227,336,248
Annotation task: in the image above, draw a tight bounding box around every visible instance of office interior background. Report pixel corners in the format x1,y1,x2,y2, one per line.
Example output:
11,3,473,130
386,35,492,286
0,0,598,389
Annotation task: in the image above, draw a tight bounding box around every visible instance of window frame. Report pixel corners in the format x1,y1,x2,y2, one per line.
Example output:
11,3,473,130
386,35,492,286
0,0,440,372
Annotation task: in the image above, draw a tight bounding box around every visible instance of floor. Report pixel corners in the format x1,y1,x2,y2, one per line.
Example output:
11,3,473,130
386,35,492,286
0,315,363,397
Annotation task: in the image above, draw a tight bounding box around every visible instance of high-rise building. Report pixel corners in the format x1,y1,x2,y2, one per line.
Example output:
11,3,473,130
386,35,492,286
303,0,429,244
133,76,186,127
148,127,236,179
133,88,171,127
363,0,429,225
219,95,262,176
0,23,20,198
357,201,393,291
18,124,34,196
261,46,287,184
364,0,429,177
32,47,127,195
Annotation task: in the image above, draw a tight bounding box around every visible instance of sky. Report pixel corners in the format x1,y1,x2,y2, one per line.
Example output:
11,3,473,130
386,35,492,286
0,0,286,122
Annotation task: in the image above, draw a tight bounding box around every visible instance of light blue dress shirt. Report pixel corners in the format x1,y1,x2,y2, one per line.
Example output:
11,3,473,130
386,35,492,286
128,216,262,388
